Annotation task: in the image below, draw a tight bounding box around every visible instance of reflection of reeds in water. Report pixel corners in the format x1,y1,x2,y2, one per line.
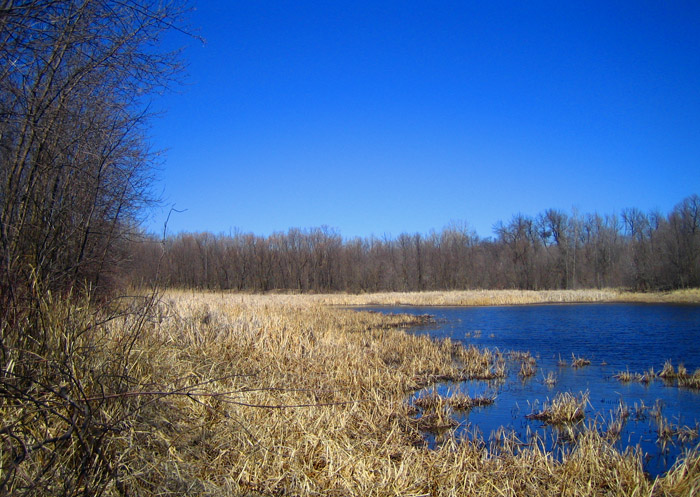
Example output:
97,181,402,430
526,391,589,425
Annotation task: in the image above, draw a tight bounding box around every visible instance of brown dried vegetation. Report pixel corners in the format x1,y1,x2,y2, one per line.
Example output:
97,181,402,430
2,291,699,495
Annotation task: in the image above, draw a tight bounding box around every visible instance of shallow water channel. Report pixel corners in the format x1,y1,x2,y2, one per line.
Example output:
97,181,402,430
362,303,700,478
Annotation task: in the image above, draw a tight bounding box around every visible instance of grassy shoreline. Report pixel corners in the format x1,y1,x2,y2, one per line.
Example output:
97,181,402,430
168,288,700,307
134,292,700,493
7,289,698,495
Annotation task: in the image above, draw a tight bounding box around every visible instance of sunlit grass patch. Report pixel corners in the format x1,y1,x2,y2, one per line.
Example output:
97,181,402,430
526,391,590,425
414,391,495,411
9,290,695,495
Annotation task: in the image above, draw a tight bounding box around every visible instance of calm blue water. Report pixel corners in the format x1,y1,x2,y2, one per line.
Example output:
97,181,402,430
363,303,700,477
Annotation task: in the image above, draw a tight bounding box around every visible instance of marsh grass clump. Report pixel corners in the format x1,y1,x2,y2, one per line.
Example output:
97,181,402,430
614,369,639,382
656,361,700,389
543,371,557,387
571,354,591,368
519,358,537,378
414,391,495,412
413,403,459,433
617,361,700,389
527,392,590,425
678,369,700,389
660,360,677,379
452,344,507,380
604,402,631,441
659,360,688,380
511,351,537,378
614,368,656,384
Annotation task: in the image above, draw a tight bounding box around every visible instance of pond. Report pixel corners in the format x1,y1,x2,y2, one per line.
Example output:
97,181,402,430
362,303,700,478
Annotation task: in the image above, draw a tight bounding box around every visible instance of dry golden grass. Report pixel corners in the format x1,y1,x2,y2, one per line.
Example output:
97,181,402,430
655,361,700,389
614,288,700,304
232,287,700,307
526,391,590,425
124,292,700,495
307,288,623,306
414,390,495,411
543,371,558,387
571,354,592,368
6,289,699,496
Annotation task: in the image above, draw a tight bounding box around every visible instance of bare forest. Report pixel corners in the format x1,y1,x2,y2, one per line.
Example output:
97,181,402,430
129,195,700,293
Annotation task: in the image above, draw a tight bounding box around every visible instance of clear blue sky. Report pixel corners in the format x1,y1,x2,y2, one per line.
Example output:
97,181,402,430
147,1,700,239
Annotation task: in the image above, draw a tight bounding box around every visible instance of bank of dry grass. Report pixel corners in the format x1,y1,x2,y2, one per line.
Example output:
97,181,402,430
312,288,622,306
4,290,699,495
614,288,700,304
233,287,700,307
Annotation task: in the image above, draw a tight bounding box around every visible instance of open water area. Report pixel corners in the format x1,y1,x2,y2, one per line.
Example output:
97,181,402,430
362,303,700,477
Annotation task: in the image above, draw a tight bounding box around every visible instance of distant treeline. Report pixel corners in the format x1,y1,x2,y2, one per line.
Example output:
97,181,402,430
127,194,700,292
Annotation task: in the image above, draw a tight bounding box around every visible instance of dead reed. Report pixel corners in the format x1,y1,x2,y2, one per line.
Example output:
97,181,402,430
526,391,590,425
414,391,495,411
571,354,592,368
614,368,656,384
519,359,537,378
662,362,700,389
309,288,622,307
543,371,558,387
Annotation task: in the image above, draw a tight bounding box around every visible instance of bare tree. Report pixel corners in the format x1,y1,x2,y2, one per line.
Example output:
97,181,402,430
0,0,190,300
1,2,192,494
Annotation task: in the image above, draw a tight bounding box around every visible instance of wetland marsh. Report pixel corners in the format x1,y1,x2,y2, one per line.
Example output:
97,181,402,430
365,303,700,477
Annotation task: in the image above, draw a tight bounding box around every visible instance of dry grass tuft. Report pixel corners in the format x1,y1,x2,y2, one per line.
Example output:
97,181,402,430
614,368,656,384
519,358,537,378
660,360,677,379
543,371,558,387
527,391,590,425
414,391,495,411
679,370,700,389
571,354,592,368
